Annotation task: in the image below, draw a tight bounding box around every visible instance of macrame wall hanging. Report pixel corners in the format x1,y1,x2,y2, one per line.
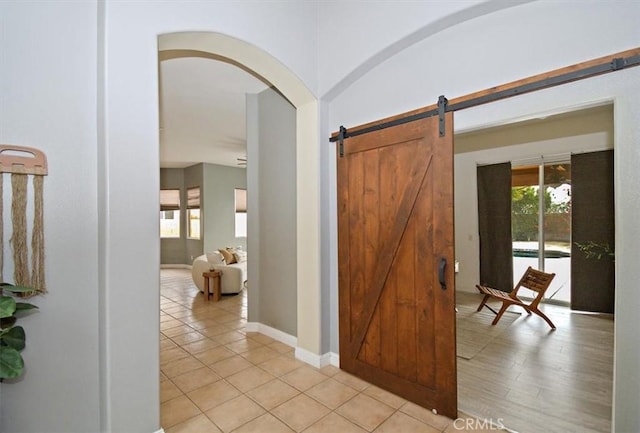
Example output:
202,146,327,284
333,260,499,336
0,145,47,296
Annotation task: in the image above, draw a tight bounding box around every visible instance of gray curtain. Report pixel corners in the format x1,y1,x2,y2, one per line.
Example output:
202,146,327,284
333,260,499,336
571,150,615,313
477,163,513,292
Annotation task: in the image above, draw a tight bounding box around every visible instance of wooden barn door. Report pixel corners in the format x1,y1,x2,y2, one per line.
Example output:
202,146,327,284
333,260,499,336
337,113,457,418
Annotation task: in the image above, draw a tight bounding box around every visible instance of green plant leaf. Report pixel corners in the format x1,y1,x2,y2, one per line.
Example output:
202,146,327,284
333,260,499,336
0,316,17,329
0,326,25,350
0,346,24,379
0,284,36,294
15,302,38,312
0,296,17,319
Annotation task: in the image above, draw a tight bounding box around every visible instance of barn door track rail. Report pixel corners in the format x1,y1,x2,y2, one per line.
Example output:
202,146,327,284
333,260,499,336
330,47,640,154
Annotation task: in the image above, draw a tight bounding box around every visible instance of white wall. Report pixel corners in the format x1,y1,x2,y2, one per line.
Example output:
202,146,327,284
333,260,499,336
0,2,101,432
328,2,639,128
316,0,530,98
0,1,320,432
1,1,638,431
99,3,320,431
325,2,640,431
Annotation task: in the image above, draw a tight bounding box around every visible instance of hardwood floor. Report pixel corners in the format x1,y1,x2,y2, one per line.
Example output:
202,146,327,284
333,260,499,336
456,292,614,433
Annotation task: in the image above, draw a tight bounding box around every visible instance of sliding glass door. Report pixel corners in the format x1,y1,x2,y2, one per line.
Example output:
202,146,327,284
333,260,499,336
511,163,571,304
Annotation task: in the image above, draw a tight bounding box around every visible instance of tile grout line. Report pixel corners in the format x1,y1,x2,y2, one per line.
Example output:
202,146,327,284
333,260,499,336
160,269,478,433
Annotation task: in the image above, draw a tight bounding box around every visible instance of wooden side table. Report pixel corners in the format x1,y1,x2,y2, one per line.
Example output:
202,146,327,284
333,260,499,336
202,270,222,302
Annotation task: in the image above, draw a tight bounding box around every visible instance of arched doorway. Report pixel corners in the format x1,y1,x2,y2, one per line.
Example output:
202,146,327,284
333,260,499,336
158,31,322,359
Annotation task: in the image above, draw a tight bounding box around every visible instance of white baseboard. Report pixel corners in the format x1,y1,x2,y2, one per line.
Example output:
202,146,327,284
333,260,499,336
329,351,339,367
294,346,323,368
244,322,340,370
160,264,191,269
294,348,339,369
245,322,297,347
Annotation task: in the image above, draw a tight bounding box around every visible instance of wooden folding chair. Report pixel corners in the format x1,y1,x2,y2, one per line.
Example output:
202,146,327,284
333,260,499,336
476,266,557,329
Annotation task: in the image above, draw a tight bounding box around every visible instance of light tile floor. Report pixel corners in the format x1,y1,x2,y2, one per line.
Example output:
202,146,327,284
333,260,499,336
160,269,500,433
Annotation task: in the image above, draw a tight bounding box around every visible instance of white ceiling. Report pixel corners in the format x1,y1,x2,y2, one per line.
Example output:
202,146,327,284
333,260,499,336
159,56,269,169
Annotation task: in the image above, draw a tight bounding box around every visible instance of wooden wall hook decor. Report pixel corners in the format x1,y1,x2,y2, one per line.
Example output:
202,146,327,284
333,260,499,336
0,145,48,176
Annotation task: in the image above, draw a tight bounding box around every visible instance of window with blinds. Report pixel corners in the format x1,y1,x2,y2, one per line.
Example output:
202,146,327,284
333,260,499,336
160,189,181,238
235,188,247,238
187,187,201,239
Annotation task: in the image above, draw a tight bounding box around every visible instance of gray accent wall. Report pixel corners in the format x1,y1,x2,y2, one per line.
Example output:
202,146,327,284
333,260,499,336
202,163,247,254
160,167,187,264
160,164,246,265
247,88,297,336
185,164,205,262
246,94,261,326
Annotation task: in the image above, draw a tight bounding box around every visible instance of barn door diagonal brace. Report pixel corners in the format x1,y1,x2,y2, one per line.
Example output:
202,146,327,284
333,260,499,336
438,95,448,137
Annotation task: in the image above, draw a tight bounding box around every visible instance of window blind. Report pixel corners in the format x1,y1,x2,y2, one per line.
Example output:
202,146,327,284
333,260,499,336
160,189,180,211
187,187,200,209
235,188,247,213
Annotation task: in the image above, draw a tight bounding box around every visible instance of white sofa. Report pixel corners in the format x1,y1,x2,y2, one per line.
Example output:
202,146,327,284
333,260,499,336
191,253,247,295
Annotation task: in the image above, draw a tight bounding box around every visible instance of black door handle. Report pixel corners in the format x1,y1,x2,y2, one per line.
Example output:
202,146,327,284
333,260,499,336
439,257,447,290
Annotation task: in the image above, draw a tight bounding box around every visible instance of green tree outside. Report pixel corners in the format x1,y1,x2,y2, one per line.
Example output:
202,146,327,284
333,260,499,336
511,185,571,243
